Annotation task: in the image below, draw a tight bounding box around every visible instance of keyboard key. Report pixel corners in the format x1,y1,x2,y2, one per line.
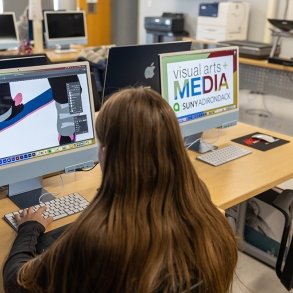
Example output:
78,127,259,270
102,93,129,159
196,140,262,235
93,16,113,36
3,192,89,231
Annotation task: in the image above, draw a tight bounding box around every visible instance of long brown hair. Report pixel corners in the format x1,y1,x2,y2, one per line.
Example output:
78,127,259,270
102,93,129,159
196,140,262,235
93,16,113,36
18,87,237,293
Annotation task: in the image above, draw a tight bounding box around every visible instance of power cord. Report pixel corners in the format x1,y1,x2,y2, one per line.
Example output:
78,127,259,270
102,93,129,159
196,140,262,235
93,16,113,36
245,91,272,118
38,174,65,204
186,138,201,150
76,161,100,172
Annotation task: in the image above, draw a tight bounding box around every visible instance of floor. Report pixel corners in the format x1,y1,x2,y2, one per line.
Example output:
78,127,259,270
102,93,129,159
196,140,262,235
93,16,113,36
232,90,293,293
232,251,289,293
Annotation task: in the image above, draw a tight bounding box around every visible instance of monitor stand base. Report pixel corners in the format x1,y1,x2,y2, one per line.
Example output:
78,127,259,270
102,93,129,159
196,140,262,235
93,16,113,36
184,132,217,154
54,44,77,54
54,48,77,54
9,188,55,209
8,177,55,209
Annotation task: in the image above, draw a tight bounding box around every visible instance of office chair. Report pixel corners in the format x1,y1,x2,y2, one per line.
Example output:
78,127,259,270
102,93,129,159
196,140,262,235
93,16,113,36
77,56,107,112
271,189,293,290
252,189,293,290
234,188,293,290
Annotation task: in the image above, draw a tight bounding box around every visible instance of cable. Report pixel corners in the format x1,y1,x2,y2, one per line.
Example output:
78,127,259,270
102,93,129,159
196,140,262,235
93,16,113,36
283,0,289,19
76,161,100,172
286,71,293,84
186,137,201,150
39,192,59,204
0,185,8,191
185,128,220,151
202,127,221,145
38,174,65,204
245,91,272,118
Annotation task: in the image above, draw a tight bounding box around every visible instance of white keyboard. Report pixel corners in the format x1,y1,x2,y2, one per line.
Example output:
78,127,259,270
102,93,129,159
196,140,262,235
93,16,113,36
197,144,252,166
4,193,89,231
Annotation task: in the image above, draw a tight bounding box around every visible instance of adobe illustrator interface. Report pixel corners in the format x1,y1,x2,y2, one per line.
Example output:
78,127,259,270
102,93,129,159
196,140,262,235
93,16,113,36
0,65,95,167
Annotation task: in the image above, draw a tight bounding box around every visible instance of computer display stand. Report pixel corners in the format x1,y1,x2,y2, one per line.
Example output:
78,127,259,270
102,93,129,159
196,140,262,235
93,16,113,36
54,44,77,54
184,132,217,153
8,176,55,209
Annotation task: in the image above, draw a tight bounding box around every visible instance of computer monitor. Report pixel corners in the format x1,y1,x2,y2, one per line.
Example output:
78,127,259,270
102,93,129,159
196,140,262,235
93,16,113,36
0,62,98,208
160,46,239,152
102,41,192,100
44,10,87,52
0,12,20,50
0,54,50,69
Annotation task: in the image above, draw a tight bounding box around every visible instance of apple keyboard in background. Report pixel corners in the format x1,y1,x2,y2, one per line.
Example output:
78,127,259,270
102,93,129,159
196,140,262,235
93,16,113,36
196,144,252,166
4,193,89,231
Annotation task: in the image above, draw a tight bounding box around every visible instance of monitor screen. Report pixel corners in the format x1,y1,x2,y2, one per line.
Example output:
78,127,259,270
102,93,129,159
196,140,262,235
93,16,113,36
103,41,192,100
0,62,97,207
0,12,20,50
160,47,239,143
44,10,87,50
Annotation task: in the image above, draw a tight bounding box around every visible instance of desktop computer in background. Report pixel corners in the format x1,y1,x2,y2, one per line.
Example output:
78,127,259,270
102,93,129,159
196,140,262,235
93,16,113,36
0,62,98,208
44,10,88,52
0,12,20,50
159,47,239,152
102,41,192,100
0,54,50,69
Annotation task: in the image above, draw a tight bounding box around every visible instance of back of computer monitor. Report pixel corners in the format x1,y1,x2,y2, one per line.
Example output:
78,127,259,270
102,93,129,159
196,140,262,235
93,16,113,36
102,41,192,101
0,54,50,69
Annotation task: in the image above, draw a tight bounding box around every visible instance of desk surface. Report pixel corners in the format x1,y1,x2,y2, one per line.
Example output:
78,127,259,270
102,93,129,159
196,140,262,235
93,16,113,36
0,122,292,290
239,57,293,72
0,47,82,64
45,49,82,63
183,37,293,72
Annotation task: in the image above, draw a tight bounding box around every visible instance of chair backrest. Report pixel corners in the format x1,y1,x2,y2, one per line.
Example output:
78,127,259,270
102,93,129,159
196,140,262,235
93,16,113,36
77,56,107,112
279,235,293,290
273,189,293,290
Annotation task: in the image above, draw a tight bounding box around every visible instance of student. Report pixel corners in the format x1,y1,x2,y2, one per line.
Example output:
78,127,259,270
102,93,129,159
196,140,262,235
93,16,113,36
3,87,237,293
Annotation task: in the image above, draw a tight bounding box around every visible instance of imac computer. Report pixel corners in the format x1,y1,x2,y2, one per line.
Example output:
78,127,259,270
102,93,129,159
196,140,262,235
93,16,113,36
102,41,192,100
0,62,98,208
44,10,87,52
0,12,20,50
160,46,239,152
0,54,50,69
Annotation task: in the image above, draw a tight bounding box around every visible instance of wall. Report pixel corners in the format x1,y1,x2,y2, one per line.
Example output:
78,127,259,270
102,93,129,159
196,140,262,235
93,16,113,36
58,0,76,10
279,0,293,58
3,0,54,19
138,0,200,44
3,0,76,19
79,0,111,46
288,0,293,18
112,0,138,45
138,0,288,44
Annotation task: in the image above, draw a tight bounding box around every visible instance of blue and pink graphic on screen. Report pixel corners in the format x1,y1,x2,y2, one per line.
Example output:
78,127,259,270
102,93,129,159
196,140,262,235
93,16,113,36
0,73,93,166
0,75,81,144
166,49,237,123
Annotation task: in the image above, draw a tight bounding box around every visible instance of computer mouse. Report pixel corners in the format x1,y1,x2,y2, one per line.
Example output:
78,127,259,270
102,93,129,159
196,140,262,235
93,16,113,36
251,134,275,143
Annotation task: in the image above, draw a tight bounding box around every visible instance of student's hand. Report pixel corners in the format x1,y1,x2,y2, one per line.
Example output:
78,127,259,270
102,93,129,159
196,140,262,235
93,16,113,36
14,206,53,230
